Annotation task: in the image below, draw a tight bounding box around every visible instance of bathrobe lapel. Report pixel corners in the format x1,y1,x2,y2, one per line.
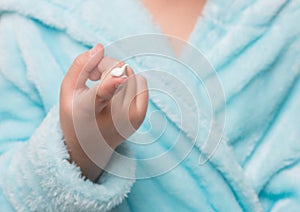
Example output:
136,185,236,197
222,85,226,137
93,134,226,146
0,0,261,210
2,0,300,211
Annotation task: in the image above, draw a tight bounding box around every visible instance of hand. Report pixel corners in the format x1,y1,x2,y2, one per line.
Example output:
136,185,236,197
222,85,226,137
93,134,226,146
60,44,148,181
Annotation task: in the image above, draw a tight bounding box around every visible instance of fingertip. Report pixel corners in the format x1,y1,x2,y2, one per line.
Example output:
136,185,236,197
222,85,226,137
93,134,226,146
89,43,104,57
85,45,104,73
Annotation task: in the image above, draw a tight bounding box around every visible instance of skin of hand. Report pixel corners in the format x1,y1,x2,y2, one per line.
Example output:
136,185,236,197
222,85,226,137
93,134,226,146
60,44,148,182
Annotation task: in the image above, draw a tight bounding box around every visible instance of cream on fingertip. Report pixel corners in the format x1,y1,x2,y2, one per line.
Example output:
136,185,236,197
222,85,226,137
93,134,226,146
111,64,128,77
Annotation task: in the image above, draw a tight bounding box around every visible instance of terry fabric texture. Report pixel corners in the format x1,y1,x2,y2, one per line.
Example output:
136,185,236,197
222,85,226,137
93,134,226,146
0,0,300,211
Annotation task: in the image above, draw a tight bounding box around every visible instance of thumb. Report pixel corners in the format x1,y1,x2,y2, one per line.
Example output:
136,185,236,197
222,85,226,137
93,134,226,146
62,44,104,93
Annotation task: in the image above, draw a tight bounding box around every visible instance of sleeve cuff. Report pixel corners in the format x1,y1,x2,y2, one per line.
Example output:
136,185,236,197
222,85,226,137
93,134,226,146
0,105,135,211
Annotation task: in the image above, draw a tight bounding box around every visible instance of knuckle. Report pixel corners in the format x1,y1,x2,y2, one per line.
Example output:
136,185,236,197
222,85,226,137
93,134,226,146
138,108,147,121
138,75,147,85
130,108,146,128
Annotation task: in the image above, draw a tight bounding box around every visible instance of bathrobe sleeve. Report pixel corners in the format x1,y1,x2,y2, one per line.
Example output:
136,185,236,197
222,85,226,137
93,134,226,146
0,14,135,211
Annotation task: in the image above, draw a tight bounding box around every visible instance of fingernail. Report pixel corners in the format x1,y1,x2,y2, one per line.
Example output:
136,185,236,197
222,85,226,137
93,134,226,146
89,44,100,57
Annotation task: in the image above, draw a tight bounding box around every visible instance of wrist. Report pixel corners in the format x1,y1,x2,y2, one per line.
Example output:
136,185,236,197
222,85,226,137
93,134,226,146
63,135,109,182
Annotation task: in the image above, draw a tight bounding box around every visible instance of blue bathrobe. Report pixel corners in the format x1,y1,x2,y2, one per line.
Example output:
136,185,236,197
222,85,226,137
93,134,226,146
1,0,300,211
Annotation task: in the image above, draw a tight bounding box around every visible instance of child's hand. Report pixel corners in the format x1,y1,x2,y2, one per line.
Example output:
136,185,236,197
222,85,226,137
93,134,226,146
60,44,148,181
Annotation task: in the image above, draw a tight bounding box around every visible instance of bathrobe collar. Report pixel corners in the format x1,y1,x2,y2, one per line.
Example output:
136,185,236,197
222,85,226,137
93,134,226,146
0,0,263,210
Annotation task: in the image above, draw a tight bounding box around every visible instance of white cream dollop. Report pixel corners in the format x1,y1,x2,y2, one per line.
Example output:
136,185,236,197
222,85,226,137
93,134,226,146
110,64,128,78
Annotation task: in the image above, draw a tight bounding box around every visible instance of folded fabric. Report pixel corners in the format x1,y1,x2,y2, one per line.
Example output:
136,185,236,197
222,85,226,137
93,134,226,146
0,0,300,211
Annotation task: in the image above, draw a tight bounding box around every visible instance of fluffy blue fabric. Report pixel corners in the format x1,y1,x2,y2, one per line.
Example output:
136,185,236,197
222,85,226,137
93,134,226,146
0,0,300,211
